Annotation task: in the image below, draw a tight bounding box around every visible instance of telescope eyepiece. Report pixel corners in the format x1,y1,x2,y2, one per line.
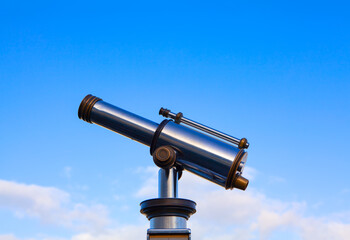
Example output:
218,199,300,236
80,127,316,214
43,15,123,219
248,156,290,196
78,94,102,123
233,175,249,191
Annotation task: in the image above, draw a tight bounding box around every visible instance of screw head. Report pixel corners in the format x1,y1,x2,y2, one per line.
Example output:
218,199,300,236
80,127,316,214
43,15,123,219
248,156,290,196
153,146,177,169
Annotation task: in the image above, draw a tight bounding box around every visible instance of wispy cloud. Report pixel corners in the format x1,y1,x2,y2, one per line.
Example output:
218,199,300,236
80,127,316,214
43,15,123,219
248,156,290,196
0,180,109,232
1,167,350,240
134,167,350,240
0,234,29,240
63,167,72,179
268,175,286,184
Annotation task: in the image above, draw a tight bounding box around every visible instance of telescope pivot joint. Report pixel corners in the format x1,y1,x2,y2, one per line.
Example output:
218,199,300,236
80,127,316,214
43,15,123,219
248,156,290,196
153,146,177,169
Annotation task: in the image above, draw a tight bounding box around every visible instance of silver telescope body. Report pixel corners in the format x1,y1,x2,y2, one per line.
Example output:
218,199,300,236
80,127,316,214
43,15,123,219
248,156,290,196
78,95,249,190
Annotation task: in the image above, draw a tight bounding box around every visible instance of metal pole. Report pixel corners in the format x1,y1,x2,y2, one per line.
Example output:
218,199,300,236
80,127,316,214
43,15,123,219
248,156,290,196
150,168,187,229
158,168,178,198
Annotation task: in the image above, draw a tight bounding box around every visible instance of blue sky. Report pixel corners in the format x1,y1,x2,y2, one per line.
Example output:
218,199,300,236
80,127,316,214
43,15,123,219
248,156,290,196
0,1,349,239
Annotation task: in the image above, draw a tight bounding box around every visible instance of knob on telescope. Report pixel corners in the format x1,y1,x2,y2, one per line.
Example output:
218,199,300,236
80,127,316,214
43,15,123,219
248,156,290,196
153,146,177,169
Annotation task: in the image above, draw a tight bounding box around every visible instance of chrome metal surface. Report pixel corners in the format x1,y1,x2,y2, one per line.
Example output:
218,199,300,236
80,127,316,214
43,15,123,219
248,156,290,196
150,216,187,229
81,97,248,189
181,117,241,145
90,101,159,146
159,168,178,198
161,109,248,147
237,157,247,173
156,121,245,187
147,229,191,235
147,229,191,240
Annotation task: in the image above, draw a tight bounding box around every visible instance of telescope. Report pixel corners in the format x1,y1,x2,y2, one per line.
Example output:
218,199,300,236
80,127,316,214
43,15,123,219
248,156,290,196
78,94,250,239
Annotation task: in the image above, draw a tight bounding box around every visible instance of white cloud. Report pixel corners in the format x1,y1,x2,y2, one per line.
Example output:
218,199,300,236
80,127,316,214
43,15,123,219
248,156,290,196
0,234,68,240
0,234,39,240
0,180,109,232
268,175,286,184
242,166,258,181
71,225,147,240
0,225,148,240
134,166,158,198
0,234,25,240
2,167,350,240
63,167,72,179
134,167,350,240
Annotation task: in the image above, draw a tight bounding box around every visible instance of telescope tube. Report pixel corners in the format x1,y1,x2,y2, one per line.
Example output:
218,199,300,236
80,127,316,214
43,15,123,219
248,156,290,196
78,95,158,146
78,94,249,190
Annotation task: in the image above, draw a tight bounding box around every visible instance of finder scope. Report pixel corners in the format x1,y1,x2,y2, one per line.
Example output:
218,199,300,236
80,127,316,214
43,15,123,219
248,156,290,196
78,94,249,190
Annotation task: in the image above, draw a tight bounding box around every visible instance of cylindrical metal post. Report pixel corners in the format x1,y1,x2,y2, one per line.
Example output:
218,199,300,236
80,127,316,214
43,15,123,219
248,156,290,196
158,168,178,198
150,216,187,229
150,167,187,229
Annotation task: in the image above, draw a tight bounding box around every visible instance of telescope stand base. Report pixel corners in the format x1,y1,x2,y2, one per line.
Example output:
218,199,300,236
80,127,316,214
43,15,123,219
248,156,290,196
141,198,196,240
148,229,191,240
